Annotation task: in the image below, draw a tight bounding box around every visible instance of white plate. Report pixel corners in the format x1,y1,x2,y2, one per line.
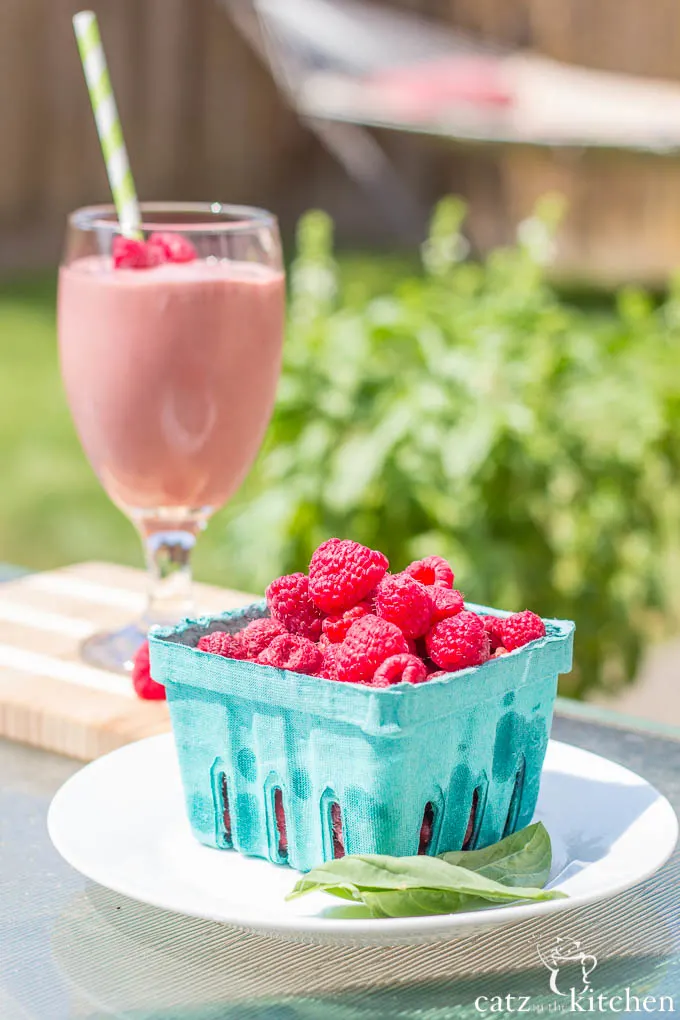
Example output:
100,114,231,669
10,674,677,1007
47,734,678,946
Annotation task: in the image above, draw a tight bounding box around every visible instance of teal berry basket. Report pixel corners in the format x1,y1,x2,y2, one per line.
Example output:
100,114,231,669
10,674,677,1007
149,602,574,873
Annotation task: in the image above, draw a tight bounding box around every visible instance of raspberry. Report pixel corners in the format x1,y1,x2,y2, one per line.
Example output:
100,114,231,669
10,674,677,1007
144,242,166,267
197,631,246,659
406,637,418,655
425,611,491,671
335,615,408,684
239,617,286,658
404,555,454,589
274,788,288,856
322,601,372,644
419,805,434,854
372,653,428,687
257,633,322,675
113,236,155,269
148,231,197,264
266,573,324,640
331,802,344,858
319,642,339,681
429,586,465,624
479,615,506,652
309,539,388,613
131,641,166,700
374,574,433,639
428,670,450,679
502,610,546,651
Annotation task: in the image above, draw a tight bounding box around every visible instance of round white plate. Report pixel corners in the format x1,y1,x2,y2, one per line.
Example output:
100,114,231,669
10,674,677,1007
48,734,678,946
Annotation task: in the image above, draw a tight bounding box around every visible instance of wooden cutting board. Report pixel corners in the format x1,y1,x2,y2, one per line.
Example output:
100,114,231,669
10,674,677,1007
0,562,256,762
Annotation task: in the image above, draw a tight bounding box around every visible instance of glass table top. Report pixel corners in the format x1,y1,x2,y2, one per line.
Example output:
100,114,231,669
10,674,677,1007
1,705,678,1019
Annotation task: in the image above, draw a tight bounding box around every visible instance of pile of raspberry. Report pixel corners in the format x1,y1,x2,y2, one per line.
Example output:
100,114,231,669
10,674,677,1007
197,539,547,687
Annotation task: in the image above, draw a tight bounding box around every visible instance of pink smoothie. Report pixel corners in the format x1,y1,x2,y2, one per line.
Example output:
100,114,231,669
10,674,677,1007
58,257,285,513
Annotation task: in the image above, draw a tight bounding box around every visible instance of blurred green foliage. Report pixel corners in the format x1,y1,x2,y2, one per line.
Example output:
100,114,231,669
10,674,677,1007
227,197,680,697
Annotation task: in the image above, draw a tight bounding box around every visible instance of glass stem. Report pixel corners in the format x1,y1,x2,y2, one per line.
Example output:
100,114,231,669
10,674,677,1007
139,521,199,626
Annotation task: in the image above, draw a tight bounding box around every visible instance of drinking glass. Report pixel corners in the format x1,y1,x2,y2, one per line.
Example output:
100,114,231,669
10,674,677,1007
58,203,285,672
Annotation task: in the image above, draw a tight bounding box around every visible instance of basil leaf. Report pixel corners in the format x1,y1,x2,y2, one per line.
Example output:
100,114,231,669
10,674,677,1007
361,889,504,918
361,882,563,919
286,822,567,918
437,822,553,889
287,853,565,916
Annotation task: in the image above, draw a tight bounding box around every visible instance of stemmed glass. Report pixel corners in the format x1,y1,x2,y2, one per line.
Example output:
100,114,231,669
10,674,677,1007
58,203,285,672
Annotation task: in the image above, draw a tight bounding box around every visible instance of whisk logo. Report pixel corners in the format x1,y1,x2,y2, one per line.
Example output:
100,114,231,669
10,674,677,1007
537,936,598,998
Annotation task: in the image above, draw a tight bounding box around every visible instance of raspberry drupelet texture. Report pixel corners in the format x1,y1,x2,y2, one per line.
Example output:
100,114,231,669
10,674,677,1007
426,611,491,671
319,642,340,681
148,232,197,264
266,572,324,640
197,631,246,659
374,574,433,639
113,236,162,270
502,610,546,650
239,618,286,659
309,539,388,613
479,615,507,652
257,633,323,674
404,555,454,589
322,601,373,644
429,586,465,624
335,615,409,684
132,641,167,700
372,653,428,687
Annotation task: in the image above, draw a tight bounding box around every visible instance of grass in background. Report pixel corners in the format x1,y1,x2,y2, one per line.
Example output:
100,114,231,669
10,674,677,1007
0,274,140,574
0,254,418,585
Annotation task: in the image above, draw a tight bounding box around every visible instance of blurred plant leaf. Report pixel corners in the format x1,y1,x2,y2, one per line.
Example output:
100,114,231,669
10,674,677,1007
221,198,680,697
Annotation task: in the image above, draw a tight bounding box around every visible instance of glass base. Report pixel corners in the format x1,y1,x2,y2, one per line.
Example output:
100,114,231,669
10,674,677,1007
80,623,150,674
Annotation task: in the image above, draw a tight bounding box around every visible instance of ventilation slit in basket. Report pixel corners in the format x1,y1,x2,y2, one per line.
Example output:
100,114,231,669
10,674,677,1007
220,774,232,844
330,802,344,858
462,788,480,850
273,787,288,860
418,802,435,855
503,758,526,838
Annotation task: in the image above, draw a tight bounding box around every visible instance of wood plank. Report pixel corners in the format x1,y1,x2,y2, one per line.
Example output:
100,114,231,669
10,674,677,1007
0,0,45,222
0,562,257,762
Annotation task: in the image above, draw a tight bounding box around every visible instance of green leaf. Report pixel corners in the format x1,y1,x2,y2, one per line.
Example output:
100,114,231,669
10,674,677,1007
286,838,566,918
438,821,552,888
361,888,505,918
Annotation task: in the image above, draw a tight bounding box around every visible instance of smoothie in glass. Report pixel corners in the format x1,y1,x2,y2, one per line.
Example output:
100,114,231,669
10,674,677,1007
57,202,285,671
58,256,285,515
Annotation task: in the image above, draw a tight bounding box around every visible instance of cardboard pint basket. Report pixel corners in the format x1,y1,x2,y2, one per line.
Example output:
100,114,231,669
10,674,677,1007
149,602,574,872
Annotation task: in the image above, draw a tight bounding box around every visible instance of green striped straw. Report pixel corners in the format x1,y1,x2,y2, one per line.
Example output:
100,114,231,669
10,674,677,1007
72,10,142,239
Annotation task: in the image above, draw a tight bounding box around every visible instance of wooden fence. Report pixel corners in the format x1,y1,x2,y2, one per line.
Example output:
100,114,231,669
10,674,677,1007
2,0,680,276
0,0,306,270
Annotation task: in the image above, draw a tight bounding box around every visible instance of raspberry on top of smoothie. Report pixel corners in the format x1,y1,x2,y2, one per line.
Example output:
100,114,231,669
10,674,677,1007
113,233,197,269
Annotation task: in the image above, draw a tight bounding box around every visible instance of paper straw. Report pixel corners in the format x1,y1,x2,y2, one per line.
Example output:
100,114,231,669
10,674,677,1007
72,10,142,238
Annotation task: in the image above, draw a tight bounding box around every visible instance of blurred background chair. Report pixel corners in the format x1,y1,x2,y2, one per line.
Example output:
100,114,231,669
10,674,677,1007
225,0,680,285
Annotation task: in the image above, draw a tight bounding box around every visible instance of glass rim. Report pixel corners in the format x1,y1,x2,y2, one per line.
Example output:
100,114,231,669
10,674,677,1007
68,202,278,235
